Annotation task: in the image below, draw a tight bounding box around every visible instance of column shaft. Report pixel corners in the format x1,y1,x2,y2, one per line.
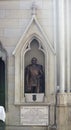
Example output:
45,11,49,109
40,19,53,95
66,0,70,92
58,0,65,92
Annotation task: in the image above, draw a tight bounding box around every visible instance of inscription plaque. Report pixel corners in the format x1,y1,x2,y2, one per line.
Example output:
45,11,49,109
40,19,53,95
20,106,49,126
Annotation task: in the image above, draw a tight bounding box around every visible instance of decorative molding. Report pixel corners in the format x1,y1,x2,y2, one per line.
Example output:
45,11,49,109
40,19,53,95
13,15,56,56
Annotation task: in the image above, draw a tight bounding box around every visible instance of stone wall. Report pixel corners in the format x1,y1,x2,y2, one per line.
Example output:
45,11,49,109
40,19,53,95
0,1,71,130
0,0,55,127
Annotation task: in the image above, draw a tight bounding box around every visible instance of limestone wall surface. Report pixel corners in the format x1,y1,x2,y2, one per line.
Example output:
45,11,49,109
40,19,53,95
0,1,71,130
0,0,55,126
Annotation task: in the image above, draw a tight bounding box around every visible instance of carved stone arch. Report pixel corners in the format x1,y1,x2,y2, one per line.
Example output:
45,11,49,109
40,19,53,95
24,39,45,67
20,34,49,103
0,41,8,110
20,33,49,54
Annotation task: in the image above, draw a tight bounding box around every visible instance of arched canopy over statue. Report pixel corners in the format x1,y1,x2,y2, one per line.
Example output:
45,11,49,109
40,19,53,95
25,57,45,93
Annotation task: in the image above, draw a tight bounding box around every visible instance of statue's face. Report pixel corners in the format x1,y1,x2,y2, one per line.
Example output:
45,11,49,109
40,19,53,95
31,57,37,64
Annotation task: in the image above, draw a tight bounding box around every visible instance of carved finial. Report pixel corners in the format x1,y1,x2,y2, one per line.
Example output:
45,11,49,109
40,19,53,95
31,0,37,16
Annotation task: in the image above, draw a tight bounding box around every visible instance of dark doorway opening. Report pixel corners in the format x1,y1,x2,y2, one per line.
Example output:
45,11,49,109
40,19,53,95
0,58,5,108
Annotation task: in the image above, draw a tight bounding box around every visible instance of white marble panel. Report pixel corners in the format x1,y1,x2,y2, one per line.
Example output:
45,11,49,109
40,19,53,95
20,106,49,126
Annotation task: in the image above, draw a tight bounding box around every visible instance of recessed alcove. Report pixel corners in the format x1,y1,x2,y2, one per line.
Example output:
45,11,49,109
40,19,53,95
24,39,45,102
21,37,46,103
24,39,45,68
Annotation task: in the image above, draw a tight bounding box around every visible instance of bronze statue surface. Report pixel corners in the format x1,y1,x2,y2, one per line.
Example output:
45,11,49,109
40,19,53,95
25,57,45,93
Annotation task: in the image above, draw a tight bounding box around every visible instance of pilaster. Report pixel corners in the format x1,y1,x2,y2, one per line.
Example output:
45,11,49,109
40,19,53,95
56,93,68,130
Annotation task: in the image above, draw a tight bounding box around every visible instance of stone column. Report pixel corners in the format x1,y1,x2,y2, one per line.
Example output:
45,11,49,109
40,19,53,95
58,0,65,93
66,0,70,92
53,0,57,92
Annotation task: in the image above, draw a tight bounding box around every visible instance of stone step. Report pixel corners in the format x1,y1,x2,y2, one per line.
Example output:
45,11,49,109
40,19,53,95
5,125,47,130
5,125,57,130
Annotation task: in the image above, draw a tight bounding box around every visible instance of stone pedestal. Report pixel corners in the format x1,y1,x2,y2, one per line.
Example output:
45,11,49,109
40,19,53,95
25,93,44,103
56,94,68,130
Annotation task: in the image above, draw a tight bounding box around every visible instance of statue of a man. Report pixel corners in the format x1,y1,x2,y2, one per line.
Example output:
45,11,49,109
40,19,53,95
25,57,45,93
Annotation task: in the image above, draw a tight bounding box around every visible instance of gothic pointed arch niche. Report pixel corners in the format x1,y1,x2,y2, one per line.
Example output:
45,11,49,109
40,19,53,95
0,42,8,109
21,35,48,102
20,35,48,103
24,39,45,94
24,39,45,68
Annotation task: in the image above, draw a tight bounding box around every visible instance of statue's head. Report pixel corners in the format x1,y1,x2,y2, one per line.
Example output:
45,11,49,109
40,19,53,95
31,57,37,64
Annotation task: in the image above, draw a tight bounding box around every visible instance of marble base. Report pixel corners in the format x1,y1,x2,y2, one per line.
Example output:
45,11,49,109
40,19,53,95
25,93,44,103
